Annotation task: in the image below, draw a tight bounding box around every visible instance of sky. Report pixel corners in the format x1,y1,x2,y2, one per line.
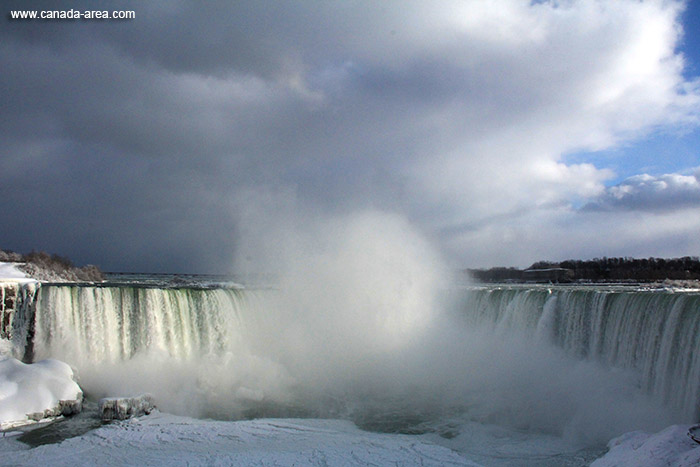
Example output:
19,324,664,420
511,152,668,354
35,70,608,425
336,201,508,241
2,0,700,274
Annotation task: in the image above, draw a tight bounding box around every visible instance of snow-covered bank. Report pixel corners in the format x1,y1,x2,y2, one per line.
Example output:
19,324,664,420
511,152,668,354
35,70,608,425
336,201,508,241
0,357,82,431
0,256,103,284
591,425,700,466
0,412,478,466
2,410,699,466
0,262,37,285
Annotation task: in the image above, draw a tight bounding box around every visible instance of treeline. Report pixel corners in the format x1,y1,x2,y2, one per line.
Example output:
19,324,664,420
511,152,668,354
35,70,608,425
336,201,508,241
468,256,700,283
0,248,104,282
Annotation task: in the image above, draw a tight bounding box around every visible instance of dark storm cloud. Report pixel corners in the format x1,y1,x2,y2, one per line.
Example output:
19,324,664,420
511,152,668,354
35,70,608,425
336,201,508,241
2,1,281,76
2,1,699,272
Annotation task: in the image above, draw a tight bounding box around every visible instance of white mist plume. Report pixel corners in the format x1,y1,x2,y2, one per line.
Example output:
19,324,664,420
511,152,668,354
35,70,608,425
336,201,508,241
273,211,445,355
231,202,449,396
229,201,674,444
33,198,678,447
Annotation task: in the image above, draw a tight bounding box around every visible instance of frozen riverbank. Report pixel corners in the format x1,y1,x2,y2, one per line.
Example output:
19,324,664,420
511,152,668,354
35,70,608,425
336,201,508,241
1,411,698,466
1,412,477,466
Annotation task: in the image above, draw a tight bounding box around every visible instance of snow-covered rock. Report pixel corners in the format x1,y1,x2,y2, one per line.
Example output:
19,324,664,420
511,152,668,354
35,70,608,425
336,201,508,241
99,394,156,421
591,424,700,466
0,357,83,431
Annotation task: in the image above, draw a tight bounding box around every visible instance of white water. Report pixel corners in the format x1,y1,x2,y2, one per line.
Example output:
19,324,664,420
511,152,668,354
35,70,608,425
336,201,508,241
455,286,700,421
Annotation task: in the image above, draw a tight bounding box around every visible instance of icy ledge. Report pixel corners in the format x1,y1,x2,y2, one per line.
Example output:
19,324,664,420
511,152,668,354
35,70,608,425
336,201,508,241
0,357,83,432
592,424,700,466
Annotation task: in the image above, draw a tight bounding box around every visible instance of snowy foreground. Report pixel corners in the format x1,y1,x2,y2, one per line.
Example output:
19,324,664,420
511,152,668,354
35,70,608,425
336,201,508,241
1,413,479,466
591,426,700,467
1,411,699,466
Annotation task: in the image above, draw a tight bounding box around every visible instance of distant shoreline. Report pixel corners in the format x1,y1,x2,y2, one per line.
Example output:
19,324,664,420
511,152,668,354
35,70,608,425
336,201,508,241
467,256,700,285
467,279,700,289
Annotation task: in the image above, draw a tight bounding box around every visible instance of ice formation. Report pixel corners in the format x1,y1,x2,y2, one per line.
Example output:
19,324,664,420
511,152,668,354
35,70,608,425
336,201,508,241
99,394,156,421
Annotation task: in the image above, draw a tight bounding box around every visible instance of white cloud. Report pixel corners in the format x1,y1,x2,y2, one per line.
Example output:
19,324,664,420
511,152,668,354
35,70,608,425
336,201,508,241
583,169,700,212
403,1,697,215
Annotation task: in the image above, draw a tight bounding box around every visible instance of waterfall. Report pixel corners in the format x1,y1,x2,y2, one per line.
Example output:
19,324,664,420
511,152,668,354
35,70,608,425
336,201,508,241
8,283,700,424
454,285,700,420
30,285,259,365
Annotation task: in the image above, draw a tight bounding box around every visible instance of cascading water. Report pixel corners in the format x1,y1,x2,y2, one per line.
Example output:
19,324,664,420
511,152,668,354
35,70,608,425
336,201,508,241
21,284,292,419
453,285,700,421
32,286,256,364
6,281,700,448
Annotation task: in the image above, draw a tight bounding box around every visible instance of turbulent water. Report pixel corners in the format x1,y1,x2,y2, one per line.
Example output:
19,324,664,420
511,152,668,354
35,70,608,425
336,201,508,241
4,280,700,464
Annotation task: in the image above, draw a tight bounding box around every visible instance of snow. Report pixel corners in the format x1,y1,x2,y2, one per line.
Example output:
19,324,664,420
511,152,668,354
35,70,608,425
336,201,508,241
0,262,36,284
591,424,700,467
0,414,697,467
0,357,83,431
0,412,480,466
